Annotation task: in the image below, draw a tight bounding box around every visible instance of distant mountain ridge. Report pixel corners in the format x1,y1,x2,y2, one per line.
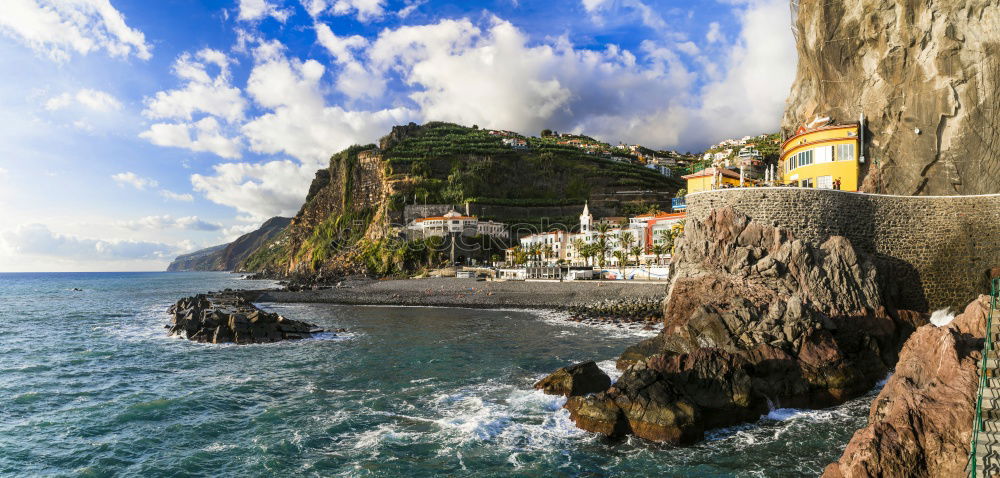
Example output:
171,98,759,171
166,217,292,272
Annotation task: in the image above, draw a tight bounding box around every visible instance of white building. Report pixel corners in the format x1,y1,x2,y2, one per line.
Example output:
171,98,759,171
502,138,528,150
407,210,507,238
513,204,685,268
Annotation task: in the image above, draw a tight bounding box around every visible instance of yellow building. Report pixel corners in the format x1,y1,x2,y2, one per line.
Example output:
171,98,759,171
780,123,860,191
682,167,742,193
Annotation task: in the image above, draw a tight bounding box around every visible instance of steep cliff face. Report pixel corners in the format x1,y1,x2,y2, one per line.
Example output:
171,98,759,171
239,145,394,279
166,217,291,271
783,0,999,195
563,208,927,444
823,295,989,478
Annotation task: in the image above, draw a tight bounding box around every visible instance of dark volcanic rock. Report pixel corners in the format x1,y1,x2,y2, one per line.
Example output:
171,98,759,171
562,208,927,444
534,361,611,397
167,292,323,344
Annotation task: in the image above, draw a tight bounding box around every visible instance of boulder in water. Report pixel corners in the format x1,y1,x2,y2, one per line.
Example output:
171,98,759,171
167,292,324,344
534,361,611,397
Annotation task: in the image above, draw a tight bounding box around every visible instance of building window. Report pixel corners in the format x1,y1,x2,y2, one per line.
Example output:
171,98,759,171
798,150,813,167
817,176,833,189
816,146,833,164
800,178,814,188
837,143,855,161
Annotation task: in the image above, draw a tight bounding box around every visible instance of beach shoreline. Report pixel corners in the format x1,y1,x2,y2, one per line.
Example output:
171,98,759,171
247,277,667,311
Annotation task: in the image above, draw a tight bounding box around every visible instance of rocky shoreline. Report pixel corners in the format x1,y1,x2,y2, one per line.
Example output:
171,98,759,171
246,277,668,328
547,208,929,445
167,290,328,344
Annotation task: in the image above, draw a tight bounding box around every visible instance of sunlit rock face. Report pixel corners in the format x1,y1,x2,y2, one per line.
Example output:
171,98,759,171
782,0,1000,195
563,208,927,444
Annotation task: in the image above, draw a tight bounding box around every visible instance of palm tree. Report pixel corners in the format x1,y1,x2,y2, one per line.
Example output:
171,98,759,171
595,237,610,269
571,238,586,266
617,231,635,264
581,243,596,267
512,246,528,266
613,250,629,278
528,243,543,265
650,243,666,266
629,245,644,270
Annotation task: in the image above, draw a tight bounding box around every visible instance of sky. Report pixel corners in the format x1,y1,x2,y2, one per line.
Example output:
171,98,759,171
0,0,796,272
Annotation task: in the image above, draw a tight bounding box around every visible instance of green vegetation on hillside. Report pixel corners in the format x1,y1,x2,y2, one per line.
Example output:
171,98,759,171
384,122,681,209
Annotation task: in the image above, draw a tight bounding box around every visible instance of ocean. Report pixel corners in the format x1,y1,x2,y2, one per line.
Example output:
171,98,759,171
0,272,872,477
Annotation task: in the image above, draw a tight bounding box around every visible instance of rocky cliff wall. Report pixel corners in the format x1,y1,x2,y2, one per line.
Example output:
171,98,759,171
687,188,1000,311
823,295,989,477
563,207,926,444
783,0,999,195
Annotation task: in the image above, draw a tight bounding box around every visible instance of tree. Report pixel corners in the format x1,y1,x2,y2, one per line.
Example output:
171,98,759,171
541,129,553,137
613,250,629,278
629,245,644,271
595,223,612,268
618,231,635,262
513,247,528,266
528,243,543,265
572,238,586,265
650,243,666,266
675,188,688,198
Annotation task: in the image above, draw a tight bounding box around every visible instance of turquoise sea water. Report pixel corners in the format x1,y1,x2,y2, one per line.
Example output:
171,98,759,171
0,272,874,477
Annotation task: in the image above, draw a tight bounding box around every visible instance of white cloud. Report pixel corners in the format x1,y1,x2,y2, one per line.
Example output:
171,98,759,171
118,215,223,232
46,88,123,112
2,224,177,261
159,190,195,202
683,0,795,144
143,49,246,123
140,49,246,159
314,23,384,99
241,40,414,168
140,117,242,159
222,223,261,241
397,0,426,18
360,18,695,143
237,0,291,22
191,160,316,218
0,0,151,62
112,172,158,190
706,21,724,44
44,93,72,111
581,0,666,30
304,0,385,21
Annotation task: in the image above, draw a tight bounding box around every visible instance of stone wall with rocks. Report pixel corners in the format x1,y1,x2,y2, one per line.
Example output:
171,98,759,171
687,188,1000,311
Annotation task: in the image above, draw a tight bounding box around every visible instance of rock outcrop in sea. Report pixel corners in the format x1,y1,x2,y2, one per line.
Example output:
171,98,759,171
783,0,999,195
167,292,324,344
534,361,612,398
823,295,990,477
560,208,927,444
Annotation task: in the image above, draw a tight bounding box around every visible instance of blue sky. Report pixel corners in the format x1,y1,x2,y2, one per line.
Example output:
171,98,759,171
0,0,795,272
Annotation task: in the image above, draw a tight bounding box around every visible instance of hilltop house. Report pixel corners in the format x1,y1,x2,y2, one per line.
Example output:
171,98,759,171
779,120,860,190
681,167,743,193
407,210,507,239
502,138,528,150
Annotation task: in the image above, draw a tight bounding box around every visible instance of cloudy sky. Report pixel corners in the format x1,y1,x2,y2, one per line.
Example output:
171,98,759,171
0,0,796,272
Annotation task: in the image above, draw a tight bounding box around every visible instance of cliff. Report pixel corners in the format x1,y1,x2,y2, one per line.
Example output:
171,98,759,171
561,207,926,444
783,0,999,195
166,217,291,271
239,122,681,280
823,295,989,477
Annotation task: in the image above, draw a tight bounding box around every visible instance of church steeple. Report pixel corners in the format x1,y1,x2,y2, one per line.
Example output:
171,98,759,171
580,202,592,233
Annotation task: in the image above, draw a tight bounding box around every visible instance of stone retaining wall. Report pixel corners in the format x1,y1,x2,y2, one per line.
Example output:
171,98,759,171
687,188,1000,311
